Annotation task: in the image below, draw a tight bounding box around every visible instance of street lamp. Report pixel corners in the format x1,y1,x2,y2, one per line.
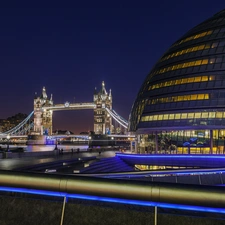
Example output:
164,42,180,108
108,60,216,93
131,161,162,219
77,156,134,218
6,134,10,152
88,136,92,148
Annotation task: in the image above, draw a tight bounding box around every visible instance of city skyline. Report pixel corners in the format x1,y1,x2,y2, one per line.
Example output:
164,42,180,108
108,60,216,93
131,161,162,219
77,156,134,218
1,1,225,133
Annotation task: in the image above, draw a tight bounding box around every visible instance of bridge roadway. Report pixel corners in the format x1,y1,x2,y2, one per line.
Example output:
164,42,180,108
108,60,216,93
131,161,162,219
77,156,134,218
42,102,96,111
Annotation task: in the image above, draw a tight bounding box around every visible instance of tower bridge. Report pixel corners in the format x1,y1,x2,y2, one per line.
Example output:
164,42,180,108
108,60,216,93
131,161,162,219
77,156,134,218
0,82,129,139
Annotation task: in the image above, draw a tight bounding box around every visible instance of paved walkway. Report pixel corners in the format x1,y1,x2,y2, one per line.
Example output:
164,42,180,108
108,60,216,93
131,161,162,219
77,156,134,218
0,150,116,170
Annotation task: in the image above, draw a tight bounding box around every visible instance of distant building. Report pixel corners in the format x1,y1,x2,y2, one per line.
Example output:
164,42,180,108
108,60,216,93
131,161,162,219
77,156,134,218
129,9,225,154
0,113,28,133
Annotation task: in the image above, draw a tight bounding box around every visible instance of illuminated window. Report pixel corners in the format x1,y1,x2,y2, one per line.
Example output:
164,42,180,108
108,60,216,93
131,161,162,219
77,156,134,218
202,112,208,118
181,113,187,119
202,59,209,64
141,111,224,122
188,77,195,82
158,115,163,120
157,58,211,74
194,77,201,82
173,30,212,46
194,60,202,66
149,94,209,104
195,113,201,118
163,114,169,120
161,43,211,61
148,76,212,91
209,112,215,118
153,115,158,120
188,113,194,119
216,112,223,118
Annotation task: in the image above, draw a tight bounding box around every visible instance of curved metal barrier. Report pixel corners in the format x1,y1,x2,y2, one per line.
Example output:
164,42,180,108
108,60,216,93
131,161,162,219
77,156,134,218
0,170,224,211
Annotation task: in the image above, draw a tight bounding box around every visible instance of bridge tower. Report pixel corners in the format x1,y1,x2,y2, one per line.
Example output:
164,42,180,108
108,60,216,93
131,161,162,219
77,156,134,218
33,87,53,135
93,81,112,134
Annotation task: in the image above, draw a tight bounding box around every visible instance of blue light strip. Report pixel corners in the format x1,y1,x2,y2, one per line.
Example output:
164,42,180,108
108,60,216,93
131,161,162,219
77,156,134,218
99,170,225,179
116,153,225,159
0,186,224,214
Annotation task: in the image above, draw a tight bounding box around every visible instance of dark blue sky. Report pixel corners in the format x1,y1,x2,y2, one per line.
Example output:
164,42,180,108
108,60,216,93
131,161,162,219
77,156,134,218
0,1,224,133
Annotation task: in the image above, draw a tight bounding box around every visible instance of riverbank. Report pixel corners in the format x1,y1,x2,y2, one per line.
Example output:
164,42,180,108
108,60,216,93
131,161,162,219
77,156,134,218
0,144,120,159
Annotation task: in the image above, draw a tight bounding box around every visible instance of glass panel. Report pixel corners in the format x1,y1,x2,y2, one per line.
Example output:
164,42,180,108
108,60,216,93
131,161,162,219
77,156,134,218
202,112,208,118
209,58,215,64
201,59,209,64
188,113,194,118
158,115,163,120
216,112,223,118
195,60,202,66
209,112,215,118
153,115,158,120
163,114,169,120
195,113,201,118
181,113,187,119
194,77,201,82
211,42,218,48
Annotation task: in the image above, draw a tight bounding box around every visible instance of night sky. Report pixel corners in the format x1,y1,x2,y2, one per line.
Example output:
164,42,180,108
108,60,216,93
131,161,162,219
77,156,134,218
0,1,224,133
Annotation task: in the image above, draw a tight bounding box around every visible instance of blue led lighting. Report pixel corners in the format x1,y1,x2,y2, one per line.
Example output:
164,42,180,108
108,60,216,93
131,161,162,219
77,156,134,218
100,169,225,178
0,186,225,214
116,153,225,159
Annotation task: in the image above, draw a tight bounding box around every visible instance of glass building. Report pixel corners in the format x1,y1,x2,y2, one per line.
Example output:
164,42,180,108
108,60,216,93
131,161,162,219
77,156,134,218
129,9,225,154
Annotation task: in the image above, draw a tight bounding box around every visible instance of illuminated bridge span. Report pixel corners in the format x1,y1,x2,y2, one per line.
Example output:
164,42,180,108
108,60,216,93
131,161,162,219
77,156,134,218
0,82,129,136
42,103,96,111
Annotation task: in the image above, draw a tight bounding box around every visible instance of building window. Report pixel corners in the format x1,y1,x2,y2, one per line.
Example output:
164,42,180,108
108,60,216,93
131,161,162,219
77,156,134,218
172,30,213,47
161,43,215,61
141,111,225,122
149,93,209,104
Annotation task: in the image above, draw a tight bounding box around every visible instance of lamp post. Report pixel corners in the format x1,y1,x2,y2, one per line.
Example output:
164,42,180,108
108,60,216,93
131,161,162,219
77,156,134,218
88,136,92,148
6,135,10,152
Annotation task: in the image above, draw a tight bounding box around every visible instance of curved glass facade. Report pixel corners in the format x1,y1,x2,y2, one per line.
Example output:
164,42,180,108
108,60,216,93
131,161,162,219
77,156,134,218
129,9,225,154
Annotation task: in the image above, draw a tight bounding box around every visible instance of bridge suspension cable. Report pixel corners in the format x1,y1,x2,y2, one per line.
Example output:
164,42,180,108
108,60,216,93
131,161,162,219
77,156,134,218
2,111,34,135
106,108,128,129
112,109,128,126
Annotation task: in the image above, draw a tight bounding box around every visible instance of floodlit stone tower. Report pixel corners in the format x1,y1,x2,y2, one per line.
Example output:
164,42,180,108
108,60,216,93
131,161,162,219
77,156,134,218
93,81,112,134
33,87,53,135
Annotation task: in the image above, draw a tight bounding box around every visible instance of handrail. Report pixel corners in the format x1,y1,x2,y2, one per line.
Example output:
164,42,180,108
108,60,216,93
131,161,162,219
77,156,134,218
0,170,224,209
